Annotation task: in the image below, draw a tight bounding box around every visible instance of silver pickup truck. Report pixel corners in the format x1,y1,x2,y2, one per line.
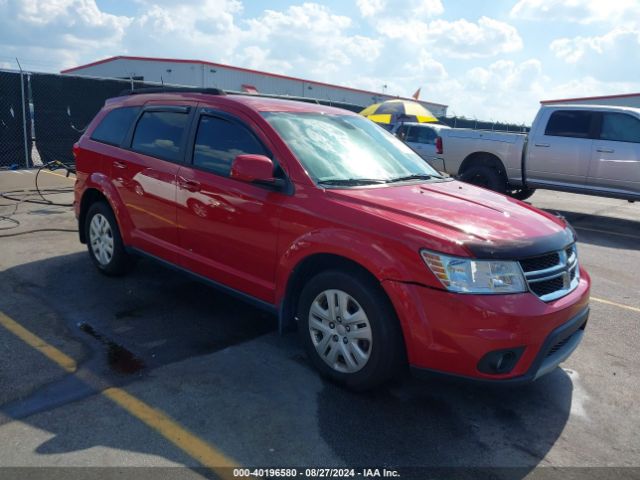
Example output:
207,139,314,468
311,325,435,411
439,104,640,201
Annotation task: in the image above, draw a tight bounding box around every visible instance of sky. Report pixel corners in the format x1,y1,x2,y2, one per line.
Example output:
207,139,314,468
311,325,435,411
0,0,639,124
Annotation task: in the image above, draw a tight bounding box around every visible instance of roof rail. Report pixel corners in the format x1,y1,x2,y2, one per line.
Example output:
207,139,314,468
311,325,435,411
119,87,226,96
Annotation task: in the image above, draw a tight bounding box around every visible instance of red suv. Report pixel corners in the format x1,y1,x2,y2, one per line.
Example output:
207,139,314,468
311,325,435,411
74,88,590,390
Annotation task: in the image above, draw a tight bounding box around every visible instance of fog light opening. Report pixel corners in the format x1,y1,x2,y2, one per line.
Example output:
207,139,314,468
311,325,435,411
478,347,525,375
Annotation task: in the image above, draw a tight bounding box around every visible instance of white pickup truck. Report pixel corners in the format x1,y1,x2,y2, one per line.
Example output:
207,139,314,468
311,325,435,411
439,104,640,201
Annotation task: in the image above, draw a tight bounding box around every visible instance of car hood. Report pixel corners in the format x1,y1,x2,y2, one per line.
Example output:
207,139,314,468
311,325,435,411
327,180,573,259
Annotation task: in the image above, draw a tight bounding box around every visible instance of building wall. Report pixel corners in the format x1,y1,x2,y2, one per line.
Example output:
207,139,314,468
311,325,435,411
62,58,448,117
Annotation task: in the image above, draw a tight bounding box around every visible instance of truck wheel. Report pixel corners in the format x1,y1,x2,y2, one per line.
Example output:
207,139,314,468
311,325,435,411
297,270,405,390
459,165,506,193
85,202,135,276
510,187,536,201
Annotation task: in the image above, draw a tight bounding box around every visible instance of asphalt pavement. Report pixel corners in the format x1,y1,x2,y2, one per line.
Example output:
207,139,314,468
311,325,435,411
0,169,638,480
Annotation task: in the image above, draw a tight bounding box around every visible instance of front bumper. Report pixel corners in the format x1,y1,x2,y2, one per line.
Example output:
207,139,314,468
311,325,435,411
382,269,590,383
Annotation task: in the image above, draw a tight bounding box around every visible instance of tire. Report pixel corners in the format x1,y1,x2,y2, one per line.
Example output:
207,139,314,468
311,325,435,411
459,164,507,193
509,187,536,201
85,201,135,276
297,269,405,390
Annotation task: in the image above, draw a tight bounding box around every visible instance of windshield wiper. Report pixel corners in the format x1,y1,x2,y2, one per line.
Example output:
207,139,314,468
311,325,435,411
317,178,388,186
386,173,441,183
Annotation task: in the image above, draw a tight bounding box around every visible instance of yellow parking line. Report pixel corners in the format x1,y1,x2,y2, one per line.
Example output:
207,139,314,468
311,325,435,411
103,387,238,475
0,309,240,477
0,311,77,373
41,169,75,180
592,297,640,313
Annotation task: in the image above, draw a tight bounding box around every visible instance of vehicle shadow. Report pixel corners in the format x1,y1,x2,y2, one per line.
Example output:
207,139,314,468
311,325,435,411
317,369,572,477
546,209,640,251
0,251,574,478
0,251,276,473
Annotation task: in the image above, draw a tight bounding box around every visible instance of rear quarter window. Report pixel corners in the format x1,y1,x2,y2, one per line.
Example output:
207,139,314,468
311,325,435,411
91,107,140,146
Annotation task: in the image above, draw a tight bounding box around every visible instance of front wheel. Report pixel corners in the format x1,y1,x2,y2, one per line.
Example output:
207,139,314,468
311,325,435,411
297,270,405,390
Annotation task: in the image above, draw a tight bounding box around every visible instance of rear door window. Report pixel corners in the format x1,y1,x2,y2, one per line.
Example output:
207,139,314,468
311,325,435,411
406,126,437,144
192,115,269,177
131,110,189,162
91,107,140,146
600,113,640,143
545,110,594,138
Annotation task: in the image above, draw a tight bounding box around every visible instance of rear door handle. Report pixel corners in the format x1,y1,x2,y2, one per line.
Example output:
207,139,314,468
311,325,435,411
113,161,127,169
534,143,550,147
596,148,614,153
178,177,201,192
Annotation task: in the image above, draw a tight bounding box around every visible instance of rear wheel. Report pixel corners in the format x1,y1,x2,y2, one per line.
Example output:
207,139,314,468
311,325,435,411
459,165,507,193
85,202,135,276
297,270,405,390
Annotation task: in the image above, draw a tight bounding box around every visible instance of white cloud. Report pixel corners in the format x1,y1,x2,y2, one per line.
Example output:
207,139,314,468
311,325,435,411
409,0,444,18
358,0,443,18
434,59,547,123
376,16,522,58
1,0,638,125
551,27,640,63
510,0,640,25
550,27,640,82
125,0,244,61
118,2,383,80
240,4,382,78
407,50,448,80
356,0,386,17
433,60,640,123
0,0,131,70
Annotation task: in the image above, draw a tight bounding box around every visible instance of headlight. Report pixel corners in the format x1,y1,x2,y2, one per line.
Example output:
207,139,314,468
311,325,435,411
420,249,527,294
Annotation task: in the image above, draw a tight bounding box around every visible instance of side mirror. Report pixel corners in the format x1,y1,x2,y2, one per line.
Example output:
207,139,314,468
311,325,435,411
230,154,276,183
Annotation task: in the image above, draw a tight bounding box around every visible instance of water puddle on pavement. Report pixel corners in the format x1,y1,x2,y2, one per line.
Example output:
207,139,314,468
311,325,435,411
78,322,146,374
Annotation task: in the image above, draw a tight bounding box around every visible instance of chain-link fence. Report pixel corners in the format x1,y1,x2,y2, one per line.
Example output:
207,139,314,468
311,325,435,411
2,70,366,170
440,116,530,133
30,73,146,165
0,71,31,169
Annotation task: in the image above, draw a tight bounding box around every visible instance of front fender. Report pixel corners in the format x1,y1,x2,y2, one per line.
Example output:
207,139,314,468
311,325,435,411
274,227,426,304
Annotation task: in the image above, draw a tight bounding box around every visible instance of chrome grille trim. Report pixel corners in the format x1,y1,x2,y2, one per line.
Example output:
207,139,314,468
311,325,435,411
520,244,580,302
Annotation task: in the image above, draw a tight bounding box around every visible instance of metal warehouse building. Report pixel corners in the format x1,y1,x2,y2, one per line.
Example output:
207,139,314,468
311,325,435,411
541,92,640,109
61,55,448,117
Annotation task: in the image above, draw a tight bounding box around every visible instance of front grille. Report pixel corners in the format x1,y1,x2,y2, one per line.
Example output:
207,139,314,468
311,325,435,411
519,244,579,302
519,252,560,272
531,276,564,297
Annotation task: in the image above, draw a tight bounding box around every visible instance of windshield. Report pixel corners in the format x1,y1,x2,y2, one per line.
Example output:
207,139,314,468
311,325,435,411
262,112,441,185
